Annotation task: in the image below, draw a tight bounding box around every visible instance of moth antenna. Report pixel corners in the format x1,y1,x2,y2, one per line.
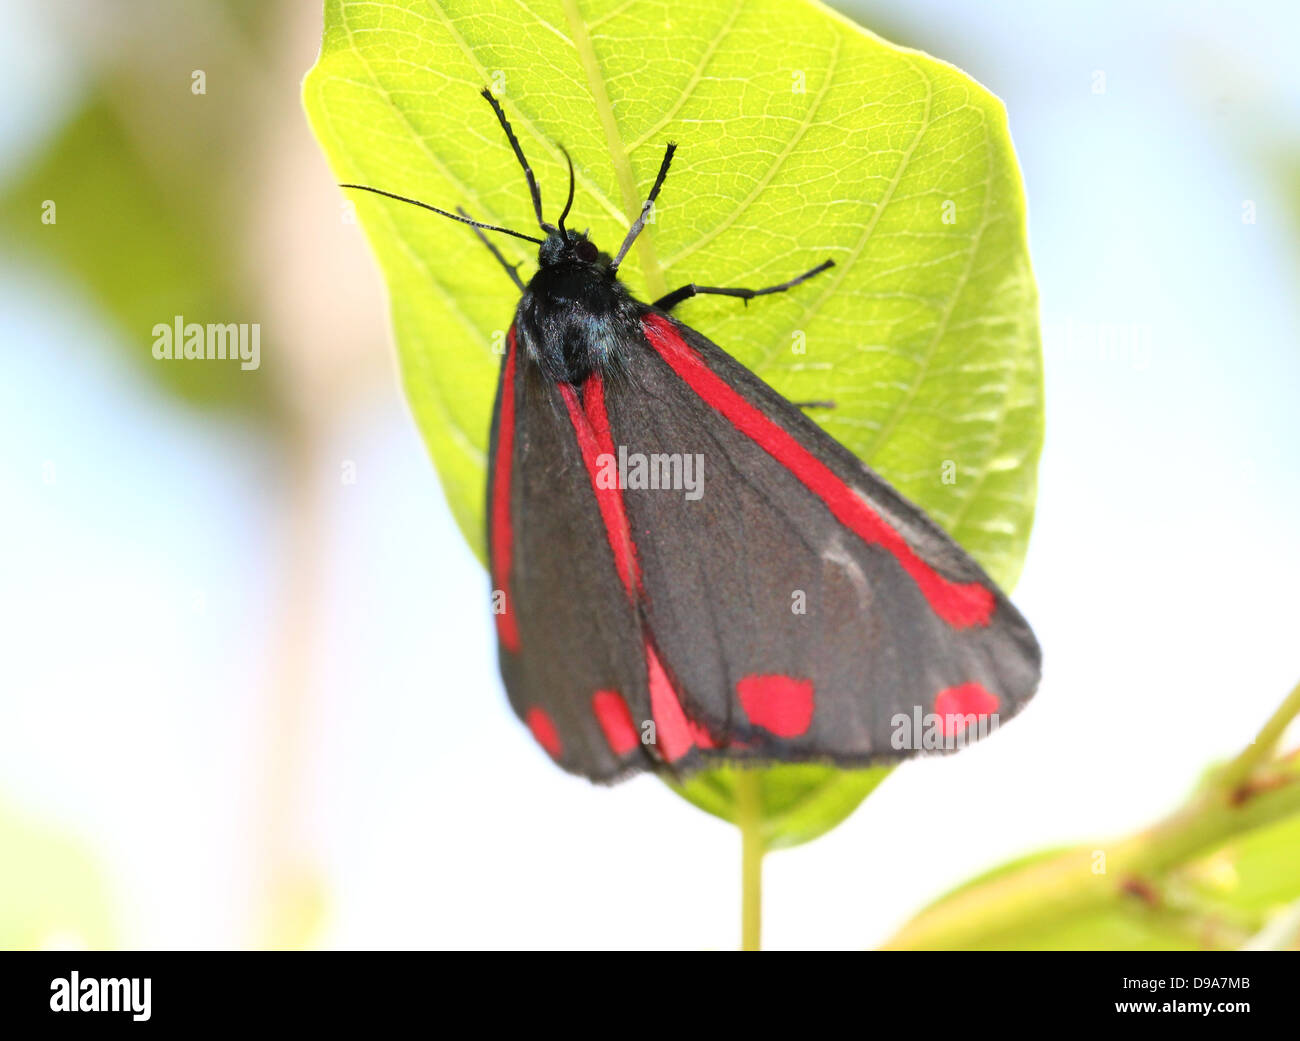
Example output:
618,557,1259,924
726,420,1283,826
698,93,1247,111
612,142,676,272
480,88,555,234
556,146,576,240
339,184,545,245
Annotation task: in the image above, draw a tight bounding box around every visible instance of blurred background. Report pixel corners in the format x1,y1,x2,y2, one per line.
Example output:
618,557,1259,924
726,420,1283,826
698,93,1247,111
1,0,1297,950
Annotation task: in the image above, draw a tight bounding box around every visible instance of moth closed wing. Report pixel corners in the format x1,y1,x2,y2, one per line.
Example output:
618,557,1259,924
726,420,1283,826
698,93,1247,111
343,89,1041,781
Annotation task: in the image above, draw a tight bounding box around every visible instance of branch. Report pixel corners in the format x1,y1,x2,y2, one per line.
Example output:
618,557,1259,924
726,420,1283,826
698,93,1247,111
884,679,1300,950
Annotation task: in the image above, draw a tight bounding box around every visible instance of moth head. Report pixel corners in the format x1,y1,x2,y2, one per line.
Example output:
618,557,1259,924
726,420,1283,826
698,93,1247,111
538,229,608,270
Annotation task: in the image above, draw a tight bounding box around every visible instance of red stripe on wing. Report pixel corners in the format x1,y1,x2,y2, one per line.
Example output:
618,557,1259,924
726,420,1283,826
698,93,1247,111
641,314,995,630
592,690,639,757
558,376,640,597
646,643,715,761
490,330,521,653
562,375,727,760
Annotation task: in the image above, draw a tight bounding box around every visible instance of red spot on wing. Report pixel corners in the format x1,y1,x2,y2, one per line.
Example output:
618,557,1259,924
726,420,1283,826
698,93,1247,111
558,376,640,597
490,331,521,653
934,682,1000,736
525,706,562,759
737,674,815,738
592,690,639,757
641,314,995,630
646,644,715,761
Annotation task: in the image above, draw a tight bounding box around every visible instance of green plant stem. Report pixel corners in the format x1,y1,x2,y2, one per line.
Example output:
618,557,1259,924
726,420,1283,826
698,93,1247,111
885,680,1300,950
886,769,1300,949
1217,678,1300,792
735,771,764,951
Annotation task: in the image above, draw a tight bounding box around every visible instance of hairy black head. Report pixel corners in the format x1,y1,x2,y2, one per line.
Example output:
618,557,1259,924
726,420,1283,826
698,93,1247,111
538,230,605,269
516,230,642,385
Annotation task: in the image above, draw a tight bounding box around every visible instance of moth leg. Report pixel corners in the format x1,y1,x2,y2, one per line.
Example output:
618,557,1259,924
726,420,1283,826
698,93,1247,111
792,399,837,411
653,259,834,312
459,206,527,291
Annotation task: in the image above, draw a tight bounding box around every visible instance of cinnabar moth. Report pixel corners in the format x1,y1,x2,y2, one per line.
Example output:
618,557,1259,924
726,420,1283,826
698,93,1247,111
343,89,1041,781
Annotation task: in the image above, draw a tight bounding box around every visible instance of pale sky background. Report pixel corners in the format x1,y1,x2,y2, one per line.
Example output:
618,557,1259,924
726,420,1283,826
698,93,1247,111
2,0,1298,949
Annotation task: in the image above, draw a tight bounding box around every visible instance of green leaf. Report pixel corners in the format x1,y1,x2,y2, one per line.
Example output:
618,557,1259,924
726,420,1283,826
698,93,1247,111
673,764,891,850
304,0,1043,846
1183,812,1300,917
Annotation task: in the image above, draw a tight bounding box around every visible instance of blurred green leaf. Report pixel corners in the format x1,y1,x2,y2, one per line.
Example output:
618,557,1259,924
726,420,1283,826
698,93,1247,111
0,98,276,416
1182,812,1300,916
305,0,1042,846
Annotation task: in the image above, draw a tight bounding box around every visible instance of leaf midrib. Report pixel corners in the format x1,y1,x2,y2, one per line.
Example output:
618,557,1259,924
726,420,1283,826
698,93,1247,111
422,0,631,233
560,0,669,299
